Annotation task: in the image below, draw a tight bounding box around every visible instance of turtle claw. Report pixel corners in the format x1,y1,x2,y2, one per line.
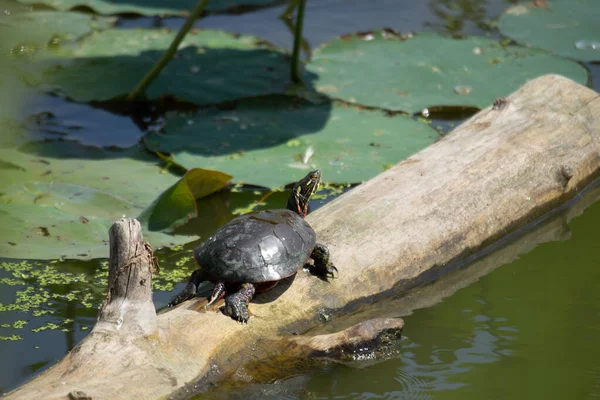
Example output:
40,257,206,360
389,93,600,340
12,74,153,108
326,264,338,279
308,262,338,282
223,283,255,324
167,283,197,308
224,298,250,324
308,243,338,282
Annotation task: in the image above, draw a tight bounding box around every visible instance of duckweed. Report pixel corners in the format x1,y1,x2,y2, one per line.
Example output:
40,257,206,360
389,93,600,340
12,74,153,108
0,247,229,335
0,334,23,341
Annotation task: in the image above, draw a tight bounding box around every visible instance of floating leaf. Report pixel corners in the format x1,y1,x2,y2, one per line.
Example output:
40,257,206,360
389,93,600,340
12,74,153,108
0,5,113,147
0,142,179,208
16,0,278,16
0,4,114,55
37,29,298,104
139,168,231,232
0,63,33,148
0,201,122,260
499,0,600,62
0,141,228,259
143,96,440,188
305,31,588,114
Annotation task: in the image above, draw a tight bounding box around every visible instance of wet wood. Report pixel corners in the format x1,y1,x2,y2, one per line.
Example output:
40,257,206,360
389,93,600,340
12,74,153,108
286,317,404,360
6,75,600,400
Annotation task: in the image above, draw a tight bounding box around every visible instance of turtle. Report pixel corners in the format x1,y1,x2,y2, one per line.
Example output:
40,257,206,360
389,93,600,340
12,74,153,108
167,169,337,323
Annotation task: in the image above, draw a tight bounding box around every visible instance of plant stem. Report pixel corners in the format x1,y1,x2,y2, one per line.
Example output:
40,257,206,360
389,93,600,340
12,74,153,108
127,0,211,101
280,0,300,19
290,0,306,84
281,14,311,59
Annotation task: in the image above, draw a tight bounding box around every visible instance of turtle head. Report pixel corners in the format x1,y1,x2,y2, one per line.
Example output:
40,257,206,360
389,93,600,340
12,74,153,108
286,170,321,218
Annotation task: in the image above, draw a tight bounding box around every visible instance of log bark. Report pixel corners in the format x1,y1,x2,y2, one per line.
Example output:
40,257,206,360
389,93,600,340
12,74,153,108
6,75,600,400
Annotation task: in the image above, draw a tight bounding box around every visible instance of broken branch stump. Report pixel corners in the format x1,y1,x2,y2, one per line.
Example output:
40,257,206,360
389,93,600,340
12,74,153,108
94,219,157,338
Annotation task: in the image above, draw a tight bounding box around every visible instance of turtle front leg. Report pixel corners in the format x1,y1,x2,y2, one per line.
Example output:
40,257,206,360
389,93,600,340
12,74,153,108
224,283,256,323
168,269,206,308
308,243,338,281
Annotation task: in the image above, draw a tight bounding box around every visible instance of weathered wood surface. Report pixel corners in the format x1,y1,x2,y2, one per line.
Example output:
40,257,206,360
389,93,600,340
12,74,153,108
6,75,600,400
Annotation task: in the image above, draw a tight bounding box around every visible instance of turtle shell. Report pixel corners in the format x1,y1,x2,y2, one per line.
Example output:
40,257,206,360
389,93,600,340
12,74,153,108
194,209,316,283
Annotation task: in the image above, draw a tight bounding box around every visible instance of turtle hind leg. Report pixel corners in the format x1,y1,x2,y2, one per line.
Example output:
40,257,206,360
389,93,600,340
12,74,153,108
168,268,206,308
307,243,338,282
224,283,256,324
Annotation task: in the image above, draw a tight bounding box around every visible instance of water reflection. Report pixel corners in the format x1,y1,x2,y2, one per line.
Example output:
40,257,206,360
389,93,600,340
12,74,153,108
427,0,490,35
161,0,514,54
302,189,600,400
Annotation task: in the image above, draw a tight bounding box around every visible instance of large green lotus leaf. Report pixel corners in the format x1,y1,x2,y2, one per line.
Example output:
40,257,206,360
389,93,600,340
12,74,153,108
16,0,278,16
0,4,114,55
305,31,588,114
143,96,440,188
499,0,600,62
39,28,293,104
0,142,229,259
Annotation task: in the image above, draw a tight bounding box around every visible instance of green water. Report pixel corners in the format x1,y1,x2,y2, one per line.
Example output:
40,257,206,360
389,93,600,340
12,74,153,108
205,186,600,399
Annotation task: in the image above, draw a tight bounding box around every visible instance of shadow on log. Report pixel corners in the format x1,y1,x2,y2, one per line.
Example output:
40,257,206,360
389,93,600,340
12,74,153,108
6,75,600,400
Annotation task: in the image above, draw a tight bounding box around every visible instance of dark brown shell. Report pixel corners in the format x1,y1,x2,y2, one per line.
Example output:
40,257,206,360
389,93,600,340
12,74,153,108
193,209,316,283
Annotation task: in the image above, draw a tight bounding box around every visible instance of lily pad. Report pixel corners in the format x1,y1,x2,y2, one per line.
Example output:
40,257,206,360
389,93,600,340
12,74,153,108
499,0,600,62
143,96,440,188
0,63,33,148
0,5,114,147
305,31,588,114
138,168,231,232
16,0,279,16
0,4,114,55
0,142,230,259
37,28,297,105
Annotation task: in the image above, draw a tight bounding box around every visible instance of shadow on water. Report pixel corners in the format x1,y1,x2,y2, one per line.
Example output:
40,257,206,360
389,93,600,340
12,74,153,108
144,95,332,157
41,46,321,107
21,95,145,148
11,44,329,157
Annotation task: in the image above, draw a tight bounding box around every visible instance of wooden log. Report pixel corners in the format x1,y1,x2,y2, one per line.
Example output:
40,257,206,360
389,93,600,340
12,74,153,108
6,75,600,400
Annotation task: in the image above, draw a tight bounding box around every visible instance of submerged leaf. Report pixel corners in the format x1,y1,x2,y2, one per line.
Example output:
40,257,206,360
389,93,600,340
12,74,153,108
305,31,588,113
